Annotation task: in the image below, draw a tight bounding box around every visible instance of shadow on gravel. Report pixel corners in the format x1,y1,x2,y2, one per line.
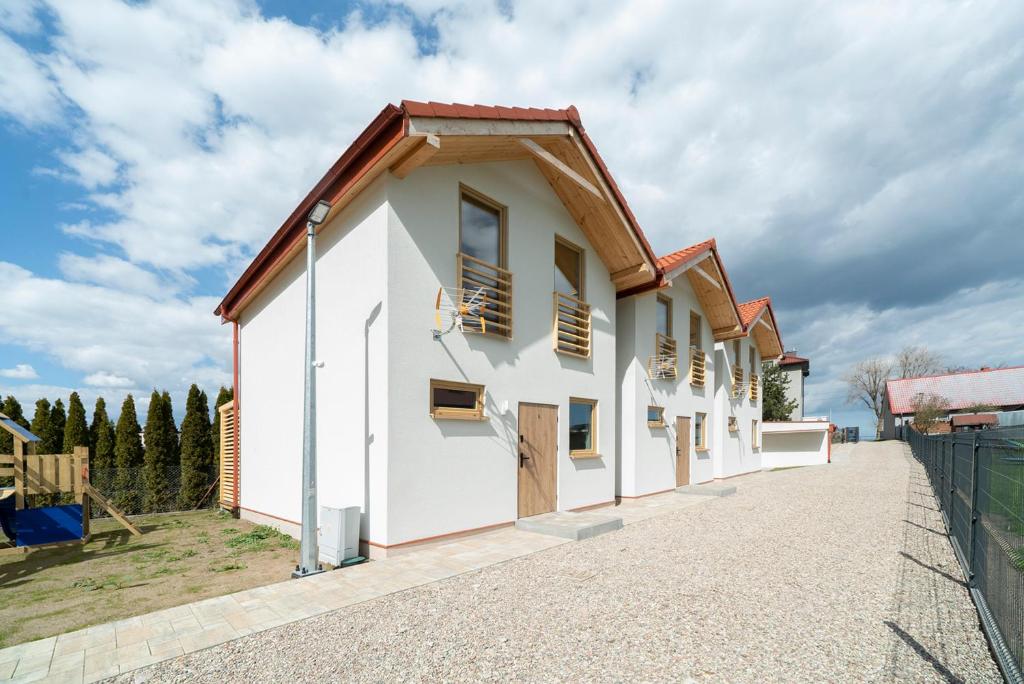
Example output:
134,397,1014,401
907,501,938,512
903,519,946,536
884,621,964,684
898,551,967,588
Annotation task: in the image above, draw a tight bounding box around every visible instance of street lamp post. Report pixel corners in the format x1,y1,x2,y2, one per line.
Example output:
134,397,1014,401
293,199,332,579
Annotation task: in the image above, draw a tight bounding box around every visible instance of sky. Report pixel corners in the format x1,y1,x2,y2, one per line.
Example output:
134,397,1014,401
0,0,1022,432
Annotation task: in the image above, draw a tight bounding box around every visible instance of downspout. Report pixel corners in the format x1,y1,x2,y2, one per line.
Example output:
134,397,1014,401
233,320,241,514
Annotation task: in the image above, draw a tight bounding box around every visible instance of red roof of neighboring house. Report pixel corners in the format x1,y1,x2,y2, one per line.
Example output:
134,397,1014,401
886,366,1024,415
779,353,809,366
215,100,658,319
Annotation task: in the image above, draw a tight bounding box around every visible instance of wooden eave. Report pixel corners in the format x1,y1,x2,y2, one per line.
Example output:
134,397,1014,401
407,116,656,291
658,252,742,341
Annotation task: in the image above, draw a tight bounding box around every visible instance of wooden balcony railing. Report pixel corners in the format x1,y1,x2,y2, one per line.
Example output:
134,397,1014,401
553,291,592,358
731,366,745,399
647,333,678,380
457,252,513,338
689,347,706,387
749,374,759,402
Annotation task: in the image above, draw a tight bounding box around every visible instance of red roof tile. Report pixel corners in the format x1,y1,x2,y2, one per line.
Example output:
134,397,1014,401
778,353,809,366
655,239,716,271
737,297,770,328
886,366,1024,415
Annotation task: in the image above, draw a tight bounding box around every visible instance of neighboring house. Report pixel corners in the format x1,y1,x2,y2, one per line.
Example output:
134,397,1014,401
713,298,784,478
214,100,786,557
881,366,1024,439
777,351,809,420
615,239,743,497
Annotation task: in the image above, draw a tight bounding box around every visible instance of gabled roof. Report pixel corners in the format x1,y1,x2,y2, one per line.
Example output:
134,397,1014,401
732,297,784,359
644,239,743,340
778,352,809,366
886,366,1024,415
216,100,660,319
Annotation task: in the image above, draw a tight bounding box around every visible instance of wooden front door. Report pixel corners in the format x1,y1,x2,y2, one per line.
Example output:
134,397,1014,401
518,403,558,518
675,416,691,487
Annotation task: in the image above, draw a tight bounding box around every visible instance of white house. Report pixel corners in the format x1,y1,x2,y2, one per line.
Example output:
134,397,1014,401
616,239,746,496
215,101,665,557
214,101,787,557
711,298,784,479
777,352,809,420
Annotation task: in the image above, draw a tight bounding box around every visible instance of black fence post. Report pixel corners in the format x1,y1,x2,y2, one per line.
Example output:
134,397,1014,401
966,432,980,587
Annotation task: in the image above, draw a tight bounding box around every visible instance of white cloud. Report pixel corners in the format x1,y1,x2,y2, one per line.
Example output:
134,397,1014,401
0,0,43,34
0,364,38,379
83,371,134,388
0,0,1020,433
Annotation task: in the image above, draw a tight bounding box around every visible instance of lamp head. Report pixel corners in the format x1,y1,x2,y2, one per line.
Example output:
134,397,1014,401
307,200,332,226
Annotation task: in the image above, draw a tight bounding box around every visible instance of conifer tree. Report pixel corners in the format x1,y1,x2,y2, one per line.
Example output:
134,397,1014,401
143,391,178,511
30,398,51,448
210,386,233,473
762,362,800,422
178,385,213,509
89,397,109,457
0,395,29,455
44,398,66,455
63,392,89,453
113,394,144,513
93,414,116,494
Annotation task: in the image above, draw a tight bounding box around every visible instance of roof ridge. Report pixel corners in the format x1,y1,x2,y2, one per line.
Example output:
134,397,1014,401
886,364,1024,385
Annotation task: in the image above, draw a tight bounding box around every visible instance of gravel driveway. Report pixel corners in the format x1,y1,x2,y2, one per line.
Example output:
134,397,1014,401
118,441,1000,683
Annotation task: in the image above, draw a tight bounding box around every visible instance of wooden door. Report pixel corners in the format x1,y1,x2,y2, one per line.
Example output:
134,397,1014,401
675,416,691,487
518,403,558,518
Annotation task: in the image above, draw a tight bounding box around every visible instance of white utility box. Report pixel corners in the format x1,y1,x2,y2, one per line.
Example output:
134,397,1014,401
319,505,360,565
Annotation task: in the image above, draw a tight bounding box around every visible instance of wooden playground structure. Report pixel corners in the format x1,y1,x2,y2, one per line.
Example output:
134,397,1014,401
0,413,141,554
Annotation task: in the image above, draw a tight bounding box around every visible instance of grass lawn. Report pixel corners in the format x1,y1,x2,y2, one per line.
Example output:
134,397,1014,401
0,510,299,649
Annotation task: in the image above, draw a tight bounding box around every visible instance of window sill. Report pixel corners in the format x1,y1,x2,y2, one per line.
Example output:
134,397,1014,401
695,447,709,453
570,451,601,460
430,412,489,422
647,421,666,428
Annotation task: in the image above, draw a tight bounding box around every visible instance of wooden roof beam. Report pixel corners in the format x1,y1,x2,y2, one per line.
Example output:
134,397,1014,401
610,263,652,284
390,134,440,179
519,138,603,200
693,261,723,290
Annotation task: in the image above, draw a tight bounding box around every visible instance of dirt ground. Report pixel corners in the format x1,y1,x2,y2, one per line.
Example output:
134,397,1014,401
0,510,299,648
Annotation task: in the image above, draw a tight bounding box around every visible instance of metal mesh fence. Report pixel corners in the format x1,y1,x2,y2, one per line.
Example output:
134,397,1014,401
907,426,1024,683
22,466,218,519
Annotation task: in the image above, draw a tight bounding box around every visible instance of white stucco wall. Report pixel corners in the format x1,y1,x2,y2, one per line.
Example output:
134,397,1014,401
761,422,830,467
713,337,763,479
383,159,618,546
783,365,805,420
237,180,390,544
616,278,717,497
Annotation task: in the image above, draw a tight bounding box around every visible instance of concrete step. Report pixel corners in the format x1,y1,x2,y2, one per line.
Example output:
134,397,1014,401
515,510,623,541
676,483,737,497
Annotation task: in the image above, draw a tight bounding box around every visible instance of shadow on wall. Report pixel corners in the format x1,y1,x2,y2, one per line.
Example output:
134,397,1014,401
364,301,382,540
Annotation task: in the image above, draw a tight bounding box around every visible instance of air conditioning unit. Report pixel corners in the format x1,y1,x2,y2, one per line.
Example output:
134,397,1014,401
319,505,360,566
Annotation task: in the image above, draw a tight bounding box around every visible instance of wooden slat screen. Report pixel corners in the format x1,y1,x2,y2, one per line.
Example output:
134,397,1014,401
749,374,759,402
457,252,513,338
732,366,745,398
218,402,238,511
689,347,706,387
553,291,592,357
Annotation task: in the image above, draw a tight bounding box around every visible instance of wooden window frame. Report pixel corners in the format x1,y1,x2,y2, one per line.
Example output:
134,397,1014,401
647,406,665,428
429,379,486,421
569,397,599,459
728,416,739,433
656,293,673,338
554,234,585,300
689,310,702,351
752,419,760,449
458,184,508,269
748,346,757,375
694,412,708,451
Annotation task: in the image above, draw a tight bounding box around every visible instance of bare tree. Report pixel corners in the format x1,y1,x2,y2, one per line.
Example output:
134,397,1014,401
894,346,943,379
844,357,892,439
911,393,949,434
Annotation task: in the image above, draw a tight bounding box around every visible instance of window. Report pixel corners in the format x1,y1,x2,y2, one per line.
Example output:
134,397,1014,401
694,412,707,450
749,347,757,375
569,398,597,457
733,339,742,364
647,406,665,427
554,236,583,298
656,294,673,337
689,311,701,350
728,416,738,432
752,420,759,448
429,379,485,420
459,187,505,268
458,186,512,338
553,236,591,357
